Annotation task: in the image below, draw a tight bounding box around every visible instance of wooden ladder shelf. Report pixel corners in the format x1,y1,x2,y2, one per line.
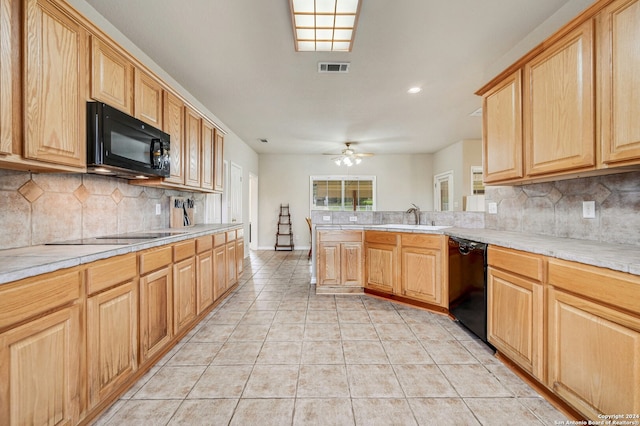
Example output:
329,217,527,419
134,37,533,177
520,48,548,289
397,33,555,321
274,204,294,251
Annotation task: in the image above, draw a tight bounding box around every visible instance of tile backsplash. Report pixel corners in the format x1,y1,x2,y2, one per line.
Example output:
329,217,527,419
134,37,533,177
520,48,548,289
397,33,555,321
485,171,640,246
0,169,205,250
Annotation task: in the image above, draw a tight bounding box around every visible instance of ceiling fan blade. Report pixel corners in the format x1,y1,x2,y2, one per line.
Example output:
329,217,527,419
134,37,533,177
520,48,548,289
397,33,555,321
355,153,374,157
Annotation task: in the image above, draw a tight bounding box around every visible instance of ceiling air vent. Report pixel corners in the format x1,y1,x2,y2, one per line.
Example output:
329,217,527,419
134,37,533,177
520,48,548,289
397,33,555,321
318,62,350,73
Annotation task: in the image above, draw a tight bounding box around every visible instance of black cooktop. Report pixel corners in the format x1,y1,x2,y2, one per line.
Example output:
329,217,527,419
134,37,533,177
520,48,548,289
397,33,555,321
46,232,177,245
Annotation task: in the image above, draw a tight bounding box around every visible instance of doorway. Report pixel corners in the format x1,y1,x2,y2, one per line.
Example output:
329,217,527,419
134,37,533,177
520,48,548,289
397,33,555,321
249,173,258,250
434,171,454,212
230,162,243,223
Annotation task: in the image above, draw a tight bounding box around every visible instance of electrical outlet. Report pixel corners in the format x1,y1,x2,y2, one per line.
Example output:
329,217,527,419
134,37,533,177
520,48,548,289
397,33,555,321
323,215,331,221
488,202,498,214
349,216,358,222
582,201,596,219
155,204,161,215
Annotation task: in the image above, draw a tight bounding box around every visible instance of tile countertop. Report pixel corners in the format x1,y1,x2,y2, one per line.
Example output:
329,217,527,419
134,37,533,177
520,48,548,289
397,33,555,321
316,224,640,276
0,224,243,286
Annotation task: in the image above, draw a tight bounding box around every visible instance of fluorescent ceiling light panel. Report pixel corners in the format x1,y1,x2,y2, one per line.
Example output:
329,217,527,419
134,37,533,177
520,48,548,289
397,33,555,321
290,0,361,52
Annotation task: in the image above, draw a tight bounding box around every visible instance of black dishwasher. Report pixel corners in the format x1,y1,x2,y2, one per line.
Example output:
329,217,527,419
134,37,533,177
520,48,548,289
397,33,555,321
448,236,490,345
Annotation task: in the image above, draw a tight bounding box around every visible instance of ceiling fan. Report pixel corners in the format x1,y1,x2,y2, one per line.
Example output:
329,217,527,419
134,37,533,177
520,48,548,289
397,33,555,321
324,142,374,166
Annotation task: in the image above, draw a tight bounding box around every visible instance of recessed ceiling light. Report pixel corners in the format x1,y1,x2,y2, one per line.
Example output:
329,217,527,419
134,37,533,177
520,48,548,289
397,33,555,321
407,87,422,94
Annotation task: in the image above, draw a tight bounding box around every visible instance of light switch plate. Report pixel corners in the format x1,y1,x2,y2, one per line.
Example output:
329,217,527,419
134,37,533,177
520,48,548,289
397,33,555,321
488,202,498,214
323,215,331,221
349,216,358,222
155,204,161,215
582,201,596,219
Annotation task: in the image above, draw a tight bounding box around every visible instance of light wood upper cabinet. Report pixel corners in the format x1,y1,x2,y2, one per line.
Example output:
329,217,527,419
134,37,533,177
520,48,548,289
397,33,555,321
598,0,640,166
24,0,88,168
400,234,447,307
163,91,185,185
214,130,224,192
90,36,133,114
0,0,16,156
487,246,545,379
134,68,163,128
201,119,215,191
184,106,202,188
482,70,523,183
523,20,595,176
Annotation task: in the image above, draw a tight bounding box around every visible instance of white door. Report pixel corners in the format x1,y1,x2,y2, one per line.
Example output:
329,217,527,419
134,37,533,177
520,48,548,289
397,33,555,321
249,173,258,250
434,171,454,212
230,162,243,223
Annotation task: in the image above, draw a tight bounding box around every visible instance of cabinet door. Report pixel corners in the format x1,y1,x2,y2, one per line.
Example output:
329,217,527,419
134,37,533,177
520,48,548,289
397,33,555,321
487,267,543,378
524,20,595,176
236,238,245,278
401,246,442,305
548,287,640,419
213,245,226,300
90,36,133,114
341,242,362,286
134,68,163,128
213,130,224,192
196,250,214,315
365,242,397,294
482,70,523,183
201,119,215,191
173,257,197,333
318,242,341,286
184,106,202,187
87,281,138,408
24,0,87,168
163,91,185,185
139,266,173,362
226,242,237,289
599,0,640,166
0,305,82,426
0,0,15,156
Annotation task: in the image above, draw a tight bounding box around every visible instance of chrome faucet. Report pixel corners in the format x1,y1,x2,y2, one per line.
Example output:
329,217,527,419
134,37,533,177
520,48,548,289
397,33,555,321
406,203,420,225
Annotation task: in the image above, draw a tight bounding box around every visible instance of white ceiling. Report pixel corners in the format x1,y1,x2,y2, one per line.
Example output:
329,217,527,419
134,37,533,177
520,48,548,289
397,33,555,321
84,0,577,156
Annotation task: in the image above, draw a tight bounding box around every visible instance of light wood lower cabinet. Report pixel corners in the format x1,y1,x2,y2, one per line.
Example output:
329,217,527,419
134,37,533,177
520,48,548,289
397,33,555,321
364,231,398,294
487,246,545,379
173,240,197,334
547,258,640,419
139,246,173,363
0,269,83,426
236,236,245,278
196,236,214,315
86,253,138,409
317,230,363,290
400,234,447,306
226,231,237,289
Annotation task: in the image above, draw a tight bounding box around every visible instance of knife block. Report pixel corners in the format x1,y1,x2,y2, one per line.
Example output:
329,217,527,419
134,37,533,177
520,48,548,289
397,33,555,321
170,196,195,228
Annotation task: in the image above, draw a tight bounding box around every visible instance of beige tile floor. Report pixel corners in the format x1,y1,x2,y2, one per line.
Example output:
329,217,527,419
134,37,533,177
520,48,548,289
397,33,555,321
94,250,568,426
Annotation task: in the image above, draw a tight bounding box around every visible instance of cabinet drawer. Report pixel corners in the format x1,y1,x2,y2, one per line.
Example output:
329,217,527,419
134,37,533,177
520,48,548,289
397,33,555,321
86,253,137,294
401,233,442,249
236,228,244,239
365,231,398,245
196,235,213,253
174,239,196,262
139,246,173,275
0,269,82,330
488,246,544,282
213,233,226,247
318,230,362,243
226,230,236,242
548,258,640,315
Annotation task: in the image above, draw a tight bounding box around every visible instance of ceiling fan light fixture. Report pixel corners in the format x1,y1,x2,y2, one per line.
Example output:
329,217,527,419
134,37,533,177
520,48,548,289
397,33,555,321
290,0,361,52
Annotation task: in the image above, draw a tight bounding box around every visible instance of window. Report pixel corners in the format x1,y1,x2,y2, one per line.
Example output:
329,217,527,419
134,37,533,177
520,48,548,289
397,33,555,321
310,176,376,211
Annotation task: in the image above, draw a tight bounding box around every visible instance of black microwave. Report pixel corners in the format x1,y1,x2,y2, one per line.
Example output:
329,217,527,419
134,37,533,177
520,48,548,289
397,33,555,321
87,102,170,179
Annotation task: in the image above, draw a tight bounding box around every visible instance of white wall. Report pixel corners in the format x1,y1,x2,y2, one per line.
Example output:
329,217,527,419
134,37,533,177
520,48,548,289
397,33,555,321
433,139,482,211
258,154,433,249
